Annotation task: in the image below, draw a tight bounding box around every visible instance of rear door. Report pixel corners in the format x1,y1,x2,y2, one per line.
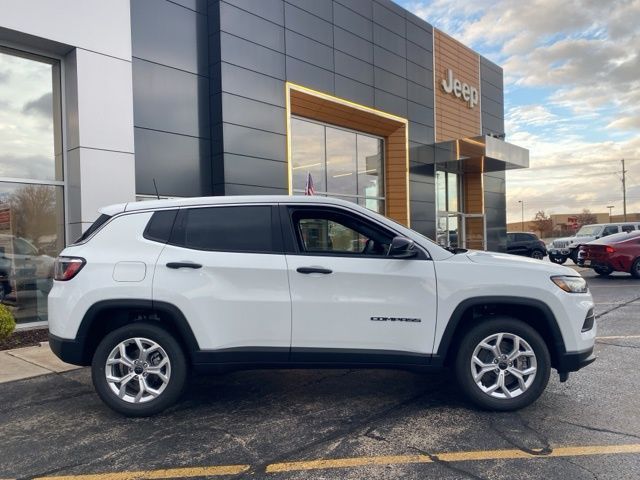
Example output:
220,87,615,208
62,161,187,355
153,204,291,358
282,205,438,364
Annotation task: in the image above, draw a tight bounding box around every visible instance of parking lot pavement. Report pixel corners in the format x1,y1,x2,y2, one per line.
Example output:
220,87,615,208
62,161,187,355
1,272,639,480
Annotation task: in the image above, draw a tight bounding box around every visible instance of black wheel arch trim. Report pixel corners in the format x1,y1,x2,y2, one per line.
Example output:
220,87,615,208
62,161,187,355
64,299,200,366
432,296,567,368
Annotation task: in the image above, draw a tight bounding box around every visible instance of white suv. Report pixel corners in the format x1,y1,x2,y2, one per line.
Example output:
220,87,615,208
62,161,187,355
49,196,596,416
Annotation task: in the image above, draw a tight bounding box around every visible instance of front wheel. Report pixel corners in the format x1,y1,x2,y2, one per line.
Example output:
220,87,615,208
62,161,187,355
594,266,612,277
530,249,545,260
91,322,187,417
550,256,567,264
631,258,640,279
455,318,551,411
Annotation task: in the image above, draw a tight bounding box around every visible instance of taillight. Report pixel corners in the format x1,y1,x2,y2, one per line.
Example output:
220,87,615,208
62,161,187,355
54,257,86,281
605,246,615,254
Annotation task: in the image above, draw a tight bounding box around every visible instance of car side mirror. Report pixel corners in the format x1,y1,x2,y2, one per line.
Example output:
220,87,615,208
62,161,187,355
389,236,417,258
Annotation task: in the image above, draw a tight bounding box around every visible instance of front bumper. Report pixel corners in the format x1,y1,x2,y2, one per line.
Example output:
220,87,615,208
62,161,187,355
549,248,571,256
49,333,89,366
556,347,596,373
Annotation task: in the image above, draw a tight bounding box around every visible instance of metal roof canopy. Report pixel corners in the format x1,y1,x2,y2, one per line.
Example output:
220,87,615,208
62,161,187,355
432,135,529,173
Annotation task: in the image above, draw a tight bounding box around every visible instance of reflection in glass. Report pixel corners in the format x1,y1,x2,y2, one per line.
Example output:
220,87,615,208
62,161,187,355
326,127,357,195
0,47,62,181
436,171,446,212
0,182,64,324
357,135,383,199
291,118,325,193
298,218,367,253
290,117,385,214
447,172,458,212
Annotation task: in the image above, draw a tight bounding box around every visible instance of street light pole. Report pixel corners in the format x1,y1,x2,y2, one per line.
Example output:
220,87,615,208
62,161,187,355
518,200,524,232
606,205,614,222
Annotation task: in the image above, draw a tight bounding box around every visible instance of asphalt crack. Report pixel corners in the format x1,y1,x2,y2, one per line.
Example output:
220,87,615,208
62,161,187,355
596,341,640,350
596,295,640,319
555,419,640,441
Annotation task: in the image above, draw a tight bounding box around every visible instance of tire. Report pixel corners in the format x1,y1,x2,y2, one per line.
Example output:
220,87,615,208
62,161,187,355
530,249,545,260
569,249,579,264
91,322,187,417
594,266,612,277
550,256,567,265
631,258,640,279
454,317,551,411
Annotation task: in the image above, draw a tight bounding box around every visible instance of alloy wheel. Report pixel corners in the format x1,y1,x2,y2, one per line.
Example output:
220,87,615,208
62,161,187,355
105,337,171,404
470,332,537,399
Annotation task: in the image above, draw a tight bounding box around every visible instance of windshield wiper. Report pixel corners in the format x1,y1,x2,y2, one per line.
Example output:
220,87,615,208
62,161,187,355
446,247,468,254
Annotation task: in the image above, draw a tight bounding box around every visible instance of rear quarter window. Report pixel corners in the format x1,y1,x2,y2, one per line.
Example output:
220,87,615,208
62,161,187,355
73,213,111,244
144,210,178,243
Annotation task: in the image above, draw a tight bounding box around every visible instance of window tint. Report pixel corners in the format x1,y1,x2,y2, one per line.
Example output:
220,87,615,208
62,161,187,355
144,210,177,243
74,213,111,244
292,209,393,256
515,233,532,241
602,226,618,236
621,224,636,232
171,206,275,253
507,233,515,242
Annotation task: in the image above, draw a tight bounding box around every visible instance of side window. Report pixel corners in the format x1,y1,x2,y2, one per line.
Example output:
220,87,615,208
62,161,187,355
292,209,393,256
602,226,618,236
171,206,277,253
515,233,530,242
506,233,515,242
144,210,178,243
621,225,636,233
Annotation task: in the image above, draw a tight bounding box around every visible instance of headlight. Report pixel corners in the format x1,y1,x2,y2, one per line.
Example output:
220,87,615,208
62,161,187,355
551,275,588,293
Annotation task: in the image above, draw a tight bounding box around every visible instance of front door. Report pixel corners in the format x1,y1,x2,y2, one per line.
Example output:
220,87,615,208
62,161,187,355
153,204,291,355
283,206,438,364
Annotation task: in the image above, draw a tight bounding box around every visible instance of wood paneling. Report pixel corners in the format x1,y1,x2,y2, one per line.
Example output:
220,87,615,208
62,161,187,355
434,29,481,142
289,86,409,226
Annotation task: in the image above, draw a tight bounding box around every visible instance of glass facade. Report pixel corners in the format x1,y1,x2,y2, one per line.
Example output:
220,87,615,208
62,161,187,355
291,117,385,214
0,47,64,324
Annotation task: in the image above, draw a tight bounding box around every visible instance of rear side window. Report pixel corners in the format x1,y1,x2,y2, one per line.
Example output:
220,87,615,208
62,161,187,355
74,214,111,244
170,206,277,253
144,210,178,243
602,226,618,236
515,233,533,241
621,224,636,232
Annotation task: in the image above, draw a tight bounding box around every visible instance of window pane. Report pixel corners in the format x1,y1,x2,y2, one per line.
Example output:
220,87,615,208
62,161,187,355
299,218,366,253
0,182,64,324
436,171,446,212
0,47,62,181
326,127,356,196
178,206,273,253
291,118,325,193
357,197,385,214
447,173,458,212
357,134,383,198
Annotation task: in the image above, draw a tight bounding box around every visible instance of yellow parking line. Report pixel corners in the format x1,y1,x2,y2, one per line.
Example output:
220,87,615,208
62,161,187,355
266,444,640,473
34,465,250,480
597,335,640,340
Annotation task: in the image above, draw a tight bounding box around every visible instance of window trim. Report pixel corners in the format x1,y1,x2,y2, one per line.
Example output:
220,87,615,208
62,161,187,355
166,204,284,255
282,205,427,260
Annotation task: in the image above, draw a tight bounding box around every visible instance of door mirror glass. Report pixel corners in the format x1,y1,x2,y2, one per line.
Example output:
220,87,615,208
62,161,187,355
389,236,417,258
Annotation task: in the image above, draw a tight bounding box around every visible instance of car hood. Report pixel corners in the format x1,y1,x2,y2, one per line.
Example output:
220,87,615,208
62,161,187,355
464,250,576,275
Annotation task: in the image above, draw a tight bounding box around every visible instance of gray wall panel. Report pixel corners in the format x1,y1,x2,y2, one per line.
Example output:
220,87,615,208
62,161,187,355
133,59,209,138
335,50,373,85
222,93,286,134
286,29,334,71
220,62,285,107
373,2,405,34
223,154,287,188
408,101,433,125
219,32,285,78
408,81,433,108
410,219,436,238
286,0,333,21
406,20,432,50
220,2,285,52
222,0,284,25
373,45,406,76
334,74,374,106
223,123,286,161
407,60,431,87
408,121,434,144
374,89,407,117
333,2,373,41
410,200,436,222
132,0,208,74
284,3,333,46
374,67,406,97
222,183,289,195
406,41,431,66
286,57,334,93
335,0,372,18
172,0,207,12
373,24,405,56
334,26,374,63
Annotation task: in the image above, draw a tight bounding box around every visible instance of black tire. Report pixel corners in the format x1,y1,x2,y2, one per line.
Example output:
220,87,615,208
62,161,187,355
631,258,640,279
530,249,545,260
594,266,612,277
92,322,187,417
454,317,551,411
550,256,567,264
569,249,579,264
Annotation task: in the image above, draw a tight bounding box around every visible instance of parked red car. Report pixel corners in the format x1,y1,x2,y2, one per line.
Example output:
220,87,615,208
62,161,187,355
579,231,640,277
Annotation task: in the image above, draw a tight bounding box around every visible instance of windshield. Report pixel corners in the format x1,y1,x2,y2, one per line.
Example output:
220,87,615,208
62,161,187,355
576,225,601,237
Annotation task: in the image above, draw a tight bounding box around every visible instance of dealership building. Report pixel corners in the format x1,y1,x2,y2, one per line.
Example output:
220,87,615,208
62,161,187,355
0,0,528,324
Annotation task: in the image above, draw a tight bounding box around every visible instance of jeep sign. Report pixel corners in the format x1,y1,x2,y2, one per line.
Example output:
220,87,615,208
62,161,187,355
441,69,478,108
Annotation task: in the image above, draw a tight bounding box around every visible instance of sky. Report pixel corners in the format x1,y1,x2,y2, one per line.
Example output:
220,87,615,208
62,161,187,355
395,0,640,223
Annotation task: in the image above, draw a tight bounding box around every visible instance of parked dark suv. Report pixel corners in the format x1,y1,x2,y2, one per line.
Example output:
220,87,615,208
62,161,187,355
507,232,547,260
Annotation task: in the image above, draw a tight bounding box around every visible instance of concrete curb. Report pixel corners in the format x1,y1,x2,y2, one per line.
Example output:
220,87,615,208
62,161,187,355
0,342,81,384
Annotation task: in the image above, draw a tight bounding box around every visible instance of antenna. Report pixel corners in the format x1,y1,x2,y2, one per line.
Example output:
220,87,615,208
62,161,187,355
152,178,160,200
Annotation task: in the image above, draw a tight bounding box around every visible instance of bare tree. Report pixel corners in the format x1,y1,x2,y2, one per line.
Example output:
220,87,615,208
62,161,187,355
532,210,553,238
576,208,598,227
8,184,57,242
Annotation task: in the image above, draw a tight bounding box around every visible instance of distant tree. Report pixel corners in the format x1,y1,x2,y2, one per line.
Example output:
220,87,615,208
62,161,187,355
532,210,553,237
576,209,598,227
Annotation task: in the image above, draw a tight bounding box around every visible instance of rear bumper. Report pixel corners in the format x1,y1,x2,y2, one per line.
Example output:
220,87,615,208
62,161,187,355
556,347,596,373
49,333,88,366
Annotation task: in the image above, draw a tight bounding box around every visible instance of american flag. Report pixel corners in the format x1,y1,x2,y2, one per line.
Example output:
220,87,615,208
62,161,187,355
304,172,315,195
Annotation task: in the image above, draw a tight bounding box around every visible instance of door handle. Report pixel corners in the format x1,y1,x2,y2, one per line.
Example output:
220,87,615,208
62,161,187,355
296,267,332,274
166,262,202,269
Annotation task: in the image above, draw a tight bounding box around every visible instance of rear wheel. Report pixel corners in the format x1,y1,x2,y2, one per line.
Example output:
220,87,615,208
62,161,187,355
594,266,612,277
91,322,187,417
570,249,579,264
631,258,640,279
530,249,545,260
455,317,551,411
